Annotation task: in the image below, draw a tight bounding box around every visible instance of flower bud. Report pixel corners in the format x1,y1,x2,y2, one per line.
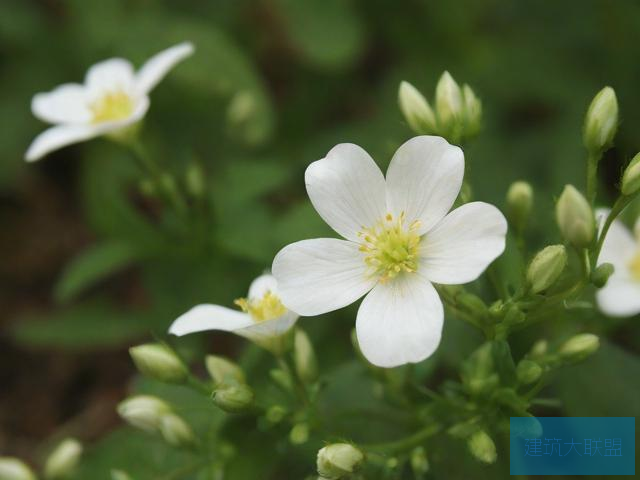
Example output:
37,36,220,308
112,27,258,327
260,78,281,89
129,343,188,384
506,181,533,231
294,328,318,383
44,438,82,479
317,443,364,479
621,152,640,196
529,339,548,358
265,405,287,424
111,470,133,480
212,383,254,413
159,413,196,448
461,343,498,395
227,90,256,128
526,245,568,293
467,430,497,464
516,359,542,385
410,447,429,475
398,81,436,134
462,84,482,137
435,71,463,128
556,185,595,248
591,262,614,288
185,162,205,198
117,395,171,432
583,86,618,153
559,333,600,362
0,458,36,480
289,422,310,445
205,355,245,386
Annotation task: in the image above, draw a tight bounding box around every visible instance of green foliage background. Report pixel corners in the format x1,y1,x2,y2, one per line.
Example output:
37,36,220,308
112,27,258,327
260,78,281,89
1,0,639,478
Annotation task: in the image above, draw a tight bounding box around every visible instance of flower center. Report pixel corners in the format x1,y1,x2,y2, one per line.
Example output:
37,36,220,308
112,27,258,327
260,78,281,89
89,91,135,123
359,212,421,282
629,251,640,281
234,291,287,322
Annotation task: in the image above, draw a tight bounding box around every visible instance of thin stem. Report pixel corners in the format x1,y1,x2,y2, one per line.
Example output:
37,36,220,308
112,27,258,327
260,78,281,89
592,194,637,263
586,151,601,205
363,424,441,455
187,374,213,397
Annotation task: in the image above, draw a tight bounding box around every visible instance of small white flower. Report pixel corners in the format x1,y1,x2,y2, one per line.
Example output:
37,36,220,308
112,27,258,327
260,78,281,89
272,136,507,368
26,42,194,162
169,274,299,354
596,211,640,317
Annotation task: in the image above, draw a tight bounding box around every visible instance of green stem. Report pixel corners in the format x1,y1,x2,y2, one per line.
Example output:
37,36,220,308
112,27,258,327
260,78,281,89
277,355,310,407
363,424,441,455
187,374,213,397
592,194,637,263
586,151,601,205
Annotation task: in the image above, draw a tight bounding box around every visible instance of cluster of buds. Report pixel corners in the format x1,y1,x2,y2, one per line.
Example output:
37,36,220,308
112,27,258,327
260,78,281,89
117,395,196,448
0,439,83,480
398,71,482,144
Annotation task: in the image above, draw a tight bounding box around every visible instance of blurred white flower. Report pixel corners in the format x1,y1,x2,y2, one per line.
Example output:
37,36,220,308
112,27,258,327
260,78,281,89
273,136,507,368
169,274,298,354
26,42,194,162
596,211,640,316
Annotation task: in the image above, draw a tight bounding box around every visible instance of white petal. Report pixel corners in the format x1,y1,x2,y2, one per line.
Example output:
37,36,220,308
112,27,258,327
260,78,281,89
596,278,640,317
248,273,278,300
272,238,376,316
385,136,464,235
305,143,386,242
25,124,103,162
356,274,443,368
85,58,136,98
598,215,636,276
168,305,253,336
135,42,195,95
236,311,298,343
420,202,507,284
32,83,91,124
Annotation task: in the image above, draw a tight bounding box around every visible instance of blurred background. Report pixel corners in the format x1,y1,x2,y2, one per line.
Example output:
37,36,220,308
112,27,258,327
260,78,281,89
1,0,639,478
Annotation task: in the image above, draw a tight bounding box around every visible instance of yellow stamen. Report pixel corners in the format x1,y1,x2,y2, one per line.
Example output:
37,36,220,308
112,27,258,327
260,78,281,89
234,290,286,322
359,212,422,283
90,91,134,123
629,252,640,281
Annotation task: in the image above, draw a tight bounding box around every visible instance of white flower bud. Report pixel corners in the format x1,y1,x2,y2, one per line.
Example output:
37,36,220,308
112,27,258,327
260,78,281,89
44,438,82,479
559,333,600,362
462,84,482,137
556,185,595,248
129,343,188,384
467,430,497,464
398,81,436,134
317,443,364,479
294,328,318,383
205,355,246,385
506,181,533,231
527,245,568,293
212,383,254,413
117,395,171,432
0,458,37,480
621,152,640,196
435,71,463,128
159,413,196,448
583,86,618,152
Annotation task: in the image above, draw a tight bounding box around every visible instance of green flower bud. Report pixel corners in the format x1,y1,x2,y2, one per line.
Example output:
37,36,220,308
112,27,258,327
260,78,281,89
0,458,36,480
205,355,245,386
294,328,318,383
559,333,600,362
461,343,498,395
317,443,364,480
129,343,188,384
212,383,254,413
270,368,294,393
556,185,595,248
159,413,196,448
516,359,542,385
111,470,133,480
621,152,640,196
266,405,287,424
227,90,256,128
462,84,482,137
506,181,533,231
468,430,497,464
289,423,310,445
44,438,82,479
529,339,548,358
398,81,436,134
185,162,205,198
435,71,463,128
591,262,615,288
117,395,171,432
410,447,430,475
583,86,618,153
526,245,568,293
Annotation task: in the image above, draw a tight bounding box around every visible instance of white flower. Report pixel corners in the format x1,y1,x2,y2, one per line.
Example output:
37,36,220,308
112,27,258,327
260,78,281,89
26,42,194,162
596,211,640,317
169,274,299,354
272,136,507,368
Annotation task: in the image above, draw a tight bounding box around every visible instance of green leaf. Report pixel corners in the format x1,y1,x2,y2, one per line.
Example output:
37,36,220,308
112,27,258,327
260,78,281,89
54,241,139,303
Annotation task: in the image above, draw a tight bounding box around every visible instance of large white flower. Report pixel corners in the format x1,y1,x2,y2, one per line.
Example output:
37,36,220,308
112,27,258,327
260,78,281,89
168,274,299,355
272,136,507,368
26,42,194,162
596,212,640,317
